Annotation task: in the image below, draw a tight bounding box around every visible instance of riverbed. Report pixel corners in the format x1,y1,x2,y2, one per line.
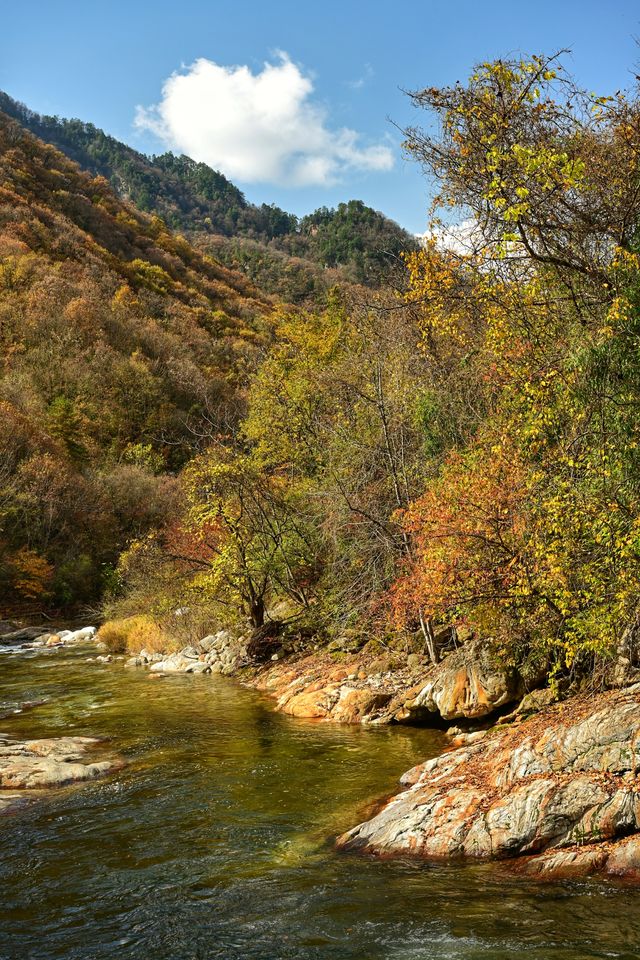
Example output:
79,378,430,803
2,644,640,959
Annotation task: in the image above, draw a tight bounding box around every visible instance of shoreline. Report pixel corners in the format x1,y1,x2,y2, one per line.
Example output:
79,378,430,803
6,621,640,884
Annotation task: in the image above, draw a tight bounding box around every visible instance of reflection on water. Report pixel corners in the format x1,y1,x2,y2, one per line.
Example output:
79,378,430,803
1,646,640,959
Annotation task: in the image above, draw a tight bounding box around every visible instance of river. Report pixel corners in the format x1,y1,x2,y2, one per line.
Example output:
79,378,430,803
2,643,640,959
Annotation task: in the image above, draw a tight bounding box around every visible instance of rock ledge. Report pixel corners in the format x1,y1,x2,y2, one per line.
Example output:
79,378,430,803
337,685,640,879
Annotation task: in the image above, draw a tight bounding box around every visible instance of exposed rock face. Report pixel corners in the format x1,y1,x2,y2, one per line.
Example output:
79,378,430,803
250,640,523,726
337,685,640,878
250,659,392,724
514,835,640,879
0,737,120,793
275,674,391,723
399,641,522,721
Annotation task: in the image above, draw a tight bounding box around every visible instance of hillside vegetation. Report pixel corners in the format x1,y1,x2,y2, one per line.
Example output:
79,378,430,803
0,91,416,294
4,54,640,696
0,108,271,610
110,54,640,690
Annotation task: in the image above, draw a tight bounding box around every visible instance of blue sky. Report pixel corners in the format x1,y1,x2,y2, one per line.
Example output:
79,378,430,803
2,1,639,232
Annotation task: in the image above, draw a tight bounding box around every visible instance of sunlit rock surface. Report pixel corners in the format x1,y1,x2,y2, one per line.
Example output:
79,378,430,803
0,736,121,800
337,684,640,878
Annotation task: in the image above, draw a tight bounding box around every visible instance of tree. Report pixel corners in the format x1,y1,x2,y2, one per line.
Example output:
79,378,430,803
389,54,640,677
181,448,318,629
403,53,640,312
241,291,434,632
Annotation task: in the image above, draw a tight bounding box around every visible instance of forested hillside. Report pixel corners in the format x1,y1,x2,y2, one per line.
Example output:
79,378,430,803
0,109,272,611
106,53,640,690
0,92,416,291
4,53,640,694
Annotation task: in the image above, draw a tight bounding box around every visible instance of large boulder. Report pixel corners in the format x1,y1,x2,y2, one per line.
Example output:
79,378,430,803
337,684,640,878
64,626,97,643
402,640,522,721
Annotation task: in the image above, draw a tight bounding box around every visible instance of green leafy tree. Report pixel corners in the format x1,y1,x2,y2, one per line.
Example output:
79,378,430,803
183,448,318,628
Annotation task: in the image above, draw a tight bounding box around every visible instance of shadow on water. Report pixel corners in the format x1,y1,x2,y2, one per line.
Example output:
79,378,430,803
2,645,640,959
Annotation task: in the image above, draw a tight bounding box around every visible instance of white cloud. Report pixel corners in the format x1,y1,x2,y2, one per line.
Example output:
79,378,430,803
135,53,394,187
418,219,483,256
348,63,374,91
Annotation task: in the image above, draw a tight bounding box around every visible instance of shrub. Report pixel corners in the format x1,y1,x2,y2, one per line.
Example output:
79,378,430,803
97,615,176,654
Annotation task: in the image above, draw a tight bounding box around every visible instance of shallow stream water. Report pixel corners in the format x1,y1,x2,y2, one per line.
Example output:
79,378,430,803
2,644,640,959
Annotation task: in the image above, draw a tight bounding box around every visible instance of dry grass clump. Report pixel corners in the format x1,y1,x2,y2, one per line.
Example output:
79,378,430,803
97,615,177,654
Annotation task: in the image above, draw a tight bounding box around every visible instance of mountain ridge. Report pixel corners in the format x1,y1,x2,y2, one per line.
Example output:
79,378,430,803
0,90,416,291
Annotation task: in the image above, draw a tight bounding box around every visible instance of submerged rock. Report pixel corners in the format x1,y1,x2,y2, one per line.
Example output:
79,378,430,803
0,736,120,793
0,791,30,815
0,699,48,720
337,685,640,879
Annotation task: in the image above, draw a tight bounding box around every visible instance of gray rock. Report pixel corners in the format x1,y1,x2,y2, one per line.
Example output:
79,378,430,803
0,737,120,791
197,635,218,653
185,662,211,674
337,688,640,876
65,627,97,643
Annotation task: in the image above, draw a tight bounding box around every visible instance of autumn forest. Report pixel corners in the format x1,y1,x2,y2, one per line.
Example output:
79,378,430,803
3,52,640,692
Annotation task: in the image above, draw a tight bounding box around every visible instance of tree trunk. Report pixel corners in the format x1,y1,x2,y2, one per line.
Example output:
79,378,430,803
250,597,265,629
419,608,439,665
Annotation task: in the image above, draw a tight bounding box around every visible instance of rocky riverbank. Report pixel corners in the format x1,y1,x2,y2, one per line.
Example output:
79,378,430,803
248,637,526,726
124,630,526,728
10,617,640,882
118,624,640,880
336,683,640,879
